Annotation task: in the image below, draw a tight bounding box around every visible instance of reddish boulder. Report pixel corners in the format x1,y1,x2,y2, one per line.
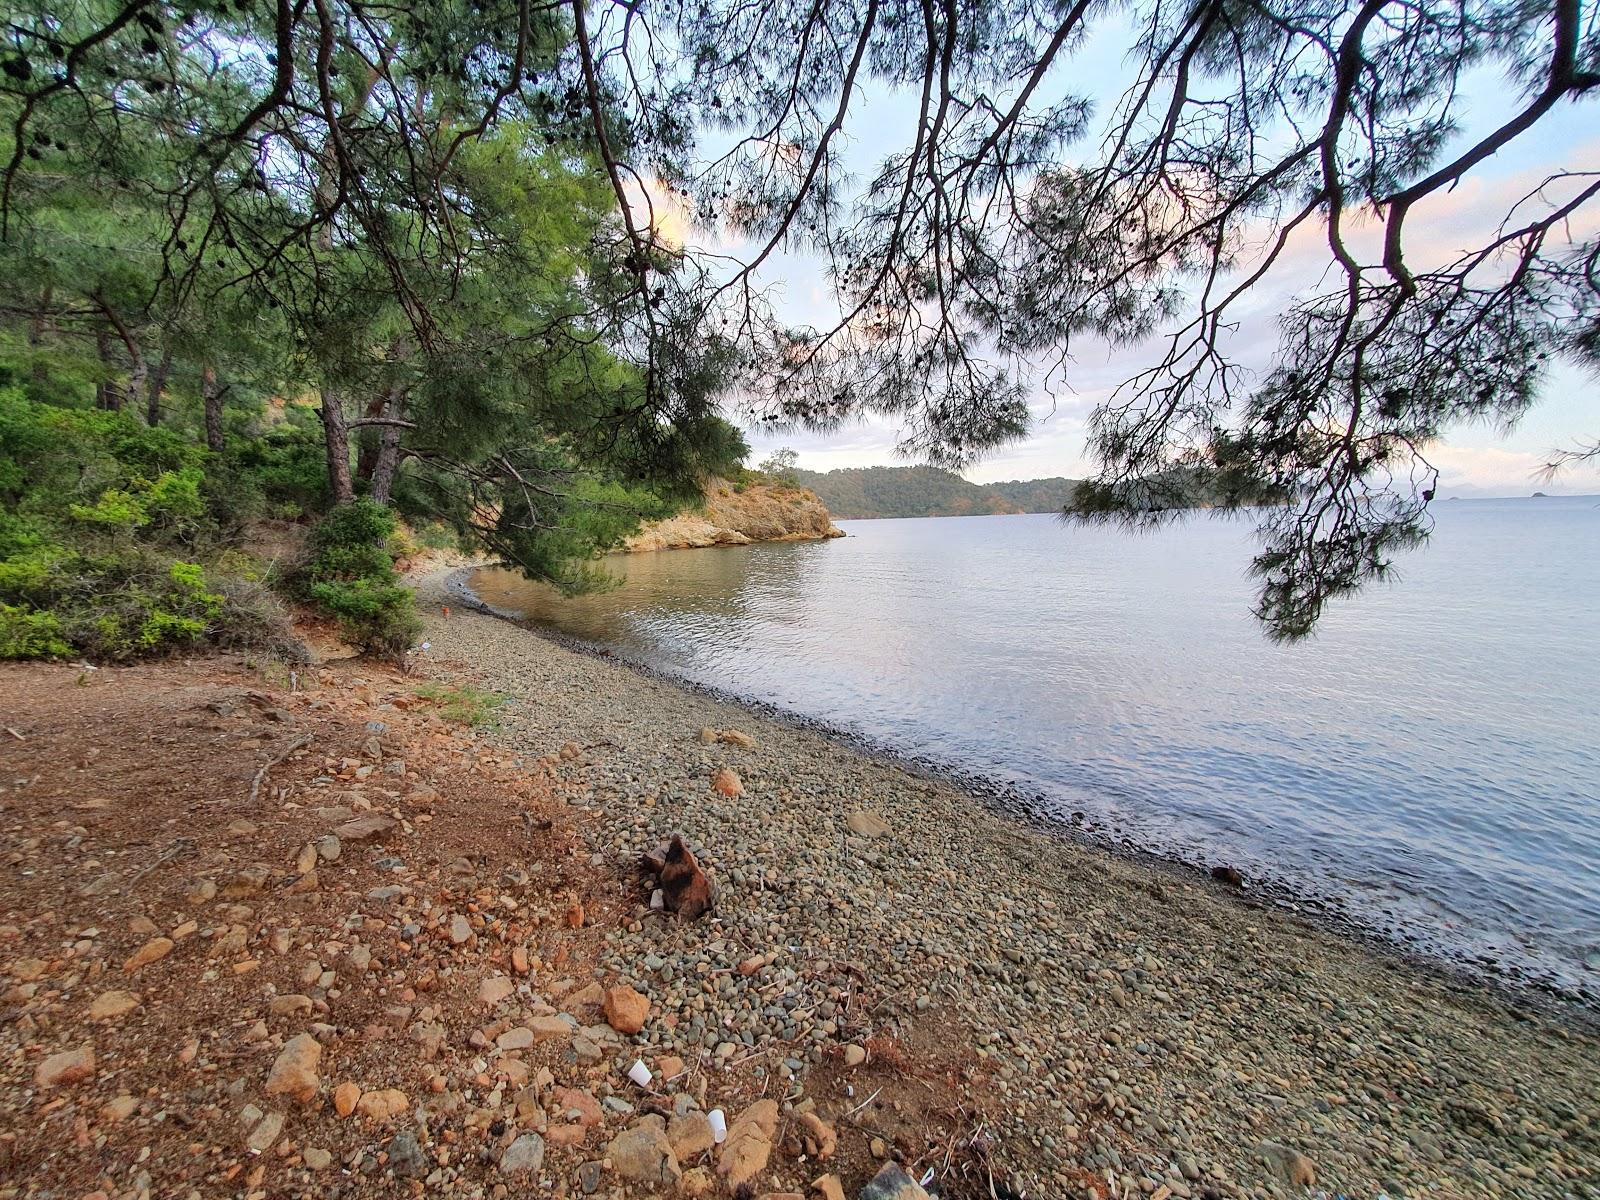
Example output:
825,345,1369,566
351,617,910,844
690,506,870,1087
603,985,650,1035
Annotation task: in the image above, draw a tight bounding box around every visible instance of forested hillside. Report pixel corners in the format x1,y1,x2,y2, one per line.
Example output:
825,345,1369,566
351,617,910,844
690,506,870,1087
793,466,1079,519
985,478,1083,514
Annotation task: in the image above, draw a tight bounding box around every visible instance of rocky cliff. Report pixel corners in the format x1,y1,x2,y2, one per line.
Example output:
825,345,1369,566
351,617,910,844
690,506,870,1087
624,479,845,552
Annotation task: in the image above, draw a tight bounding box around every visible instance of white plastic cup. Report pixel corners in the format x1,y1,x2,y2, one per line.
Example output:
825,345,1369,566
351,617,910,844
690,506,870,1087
627,1059,652,1087
707,1108,728,1144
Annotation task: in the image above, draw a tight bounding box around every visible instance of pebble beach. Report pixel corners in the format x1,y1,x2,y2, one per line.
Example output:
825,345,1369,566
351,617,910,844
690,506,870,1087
420,567,1600,1200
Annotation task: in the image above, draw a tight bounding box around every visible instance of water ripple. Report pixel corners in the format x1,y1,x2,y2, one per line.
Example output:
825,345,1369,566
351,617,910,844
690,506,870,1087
471,498,1600,1000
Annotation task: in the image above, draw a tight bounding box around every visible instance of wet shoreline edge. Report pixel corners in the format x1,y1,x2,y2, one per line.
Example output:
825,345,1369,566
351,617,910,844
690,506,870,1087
440,562,1599,1028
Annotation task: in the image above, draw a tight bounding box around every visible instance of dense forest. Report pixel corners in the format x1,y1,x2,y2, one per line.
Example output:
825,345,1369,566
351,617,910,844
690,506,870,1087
792,467,1080,520
0,0,748,664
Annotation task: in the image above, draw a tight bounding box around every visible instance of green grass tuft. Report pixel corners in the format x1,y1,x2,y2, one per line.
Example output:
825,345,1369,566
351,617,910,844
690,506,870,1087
415,682,508,727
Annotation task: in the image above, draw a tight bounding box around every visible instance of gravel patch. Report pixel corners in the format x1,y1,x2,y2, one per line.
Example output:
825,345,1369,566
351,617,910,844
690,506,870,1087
417,568,1600,1200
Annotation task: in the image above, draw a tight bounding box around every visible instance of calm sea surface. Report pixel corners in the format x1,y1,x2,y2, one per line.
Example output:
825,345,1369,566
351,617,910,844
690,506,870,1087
470,498,1600,1000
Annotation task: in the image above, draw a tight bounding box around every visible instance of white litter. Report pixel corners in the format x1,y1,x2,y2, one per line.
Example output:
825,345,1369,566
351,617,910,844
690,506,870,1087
707,1108,728,1144
627,1059,652,1087
920,1168,935,1186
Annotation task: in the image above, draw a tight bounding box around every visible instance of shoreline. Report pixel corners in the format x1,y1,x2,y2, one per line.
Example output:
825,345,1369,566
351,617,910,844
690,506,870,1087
418,564,1600,1199
443,564,1597,1025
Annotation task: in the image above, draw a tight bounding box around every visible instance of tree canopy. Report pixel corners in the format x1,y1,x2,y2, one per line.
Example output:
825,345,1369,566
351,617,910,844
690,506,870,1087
0,0,750,616
582,0,1599,636
3,0,1595,638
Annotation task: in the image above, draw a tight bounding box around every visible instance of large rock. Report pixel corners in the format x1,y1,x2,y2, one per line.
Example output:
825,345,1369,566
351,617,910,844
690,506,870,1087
846,811,891,838
334,814,395,843
1257,1140,1317,1187
387,1130,428,1178
247,1111,285,1153
607,1116,681,1185
333,1081,361,1117
478,975,514,1007
566,981,606,1011
357,1088,409,1120
35,1045,95,1087
602,985,649,1035
798,1112,836,1159
667,1110,715,1160
656,835,715,920
528,1014,574,1042
717,1098,778,1190
221,864,272,898
555,1087,604,1128
680,1166,715,1197
858,1163,930,1200
88,990,141,1021
264,1032,322,1105
500,1132,546,1176
123,936,174,973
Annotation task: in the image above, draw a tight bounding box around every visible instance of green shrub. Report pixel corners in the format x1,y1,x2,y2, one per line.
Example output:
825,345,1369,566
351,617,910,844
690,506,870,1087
216,418,330,521
301,500,420,662
307,575,420,661
0,394,308,662
311,494,398,549
0,544,62,603
411,521,462,552
212,575,307,661
56,556,223,659
0,602,71,658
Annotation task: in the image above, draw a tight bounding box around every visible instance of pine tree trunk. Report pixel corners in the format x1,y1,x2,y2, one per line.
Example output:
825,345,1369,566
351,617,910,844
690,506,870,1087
355,392,386,482
125,350,148,414
29,285,51,382
95,300,145,413
95,327,120,411
367,388,406,505
29,286,50,346
203,365,225,453
320,385,355,505
145,345,172,427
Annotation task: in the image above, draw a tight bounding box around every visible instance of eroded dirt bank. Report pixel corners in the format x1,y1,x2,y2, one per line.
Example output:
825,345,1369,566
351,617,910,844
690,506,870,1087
0,654,985,1200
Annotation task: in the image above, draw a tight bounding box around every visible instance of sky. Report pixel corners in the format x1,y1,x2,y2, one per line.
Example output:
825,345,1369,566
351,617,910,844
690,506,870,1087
672,23,1600,498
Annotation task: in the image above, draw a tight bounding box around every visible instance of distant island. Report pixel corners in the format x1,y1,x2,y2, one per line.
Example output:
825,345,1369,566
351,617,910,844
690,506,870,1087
792,465,1080,519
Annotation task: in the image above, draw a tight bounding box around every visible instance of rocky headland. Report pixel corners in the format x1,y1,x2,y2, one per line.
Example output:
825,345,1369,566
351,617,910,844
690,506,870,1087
623,480,844,552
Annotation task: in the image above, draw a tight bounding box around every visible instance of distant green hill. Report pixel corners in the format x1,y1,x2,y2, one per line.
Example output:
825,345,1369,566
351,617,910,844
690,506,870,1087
984,476,1082,513
792,465,1080,520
